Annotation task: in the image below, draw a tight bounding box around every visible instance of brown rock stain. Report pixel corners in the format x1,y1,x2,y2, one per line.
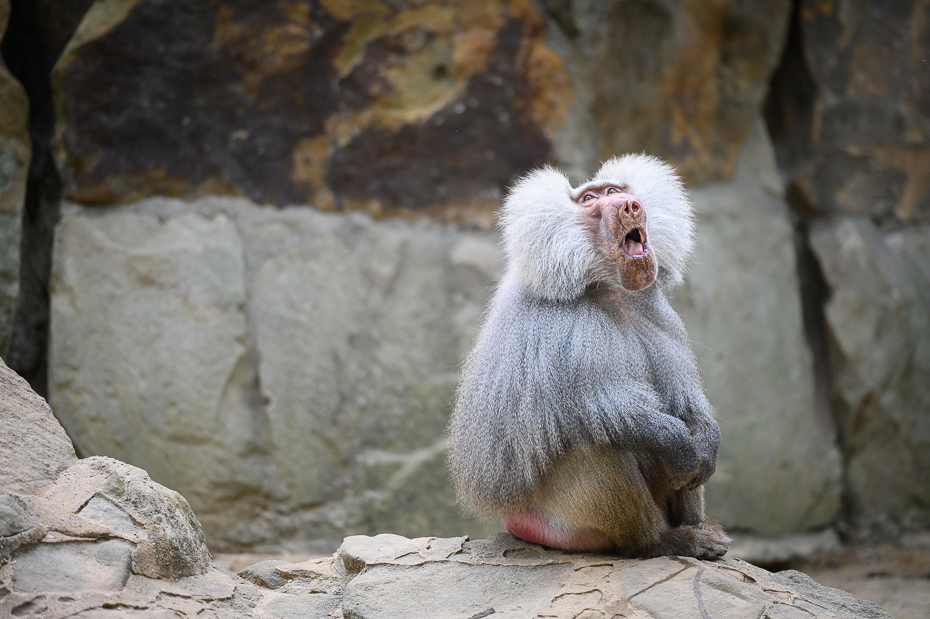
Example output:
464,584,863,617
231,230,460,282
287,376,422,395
291,135,331,197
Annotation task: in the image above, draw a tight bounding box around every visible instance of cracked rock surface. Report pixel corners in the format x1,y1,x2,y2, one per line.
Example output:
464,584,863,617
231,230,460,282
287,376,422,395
0,357,893,618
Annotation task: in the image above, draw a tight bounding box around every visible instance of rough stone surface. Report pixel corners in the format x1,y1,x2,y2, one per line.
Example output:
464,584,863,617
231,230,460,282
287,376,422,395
53,0,569,218
0,357,76,496
0,0,30,357
810,218,930,533
330,533,892,619
49,197,502,551
769,0,930,223
545,0,791,184
670,121,842,533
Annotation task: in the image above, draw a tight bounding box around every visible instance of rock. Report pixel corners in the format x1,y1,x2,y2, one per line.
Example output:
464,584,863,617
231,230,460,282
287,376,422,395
1,456,213,583
49,197,503,551
547,0,791,184
50,0,798,211
53,0,569,218
0,357,77,495
770,0,930,223
809,218,930,533
11,538,136,593
0,0,30,356
0,492,44,562
237,559,292,590
334,533,892,619
670,121,842,533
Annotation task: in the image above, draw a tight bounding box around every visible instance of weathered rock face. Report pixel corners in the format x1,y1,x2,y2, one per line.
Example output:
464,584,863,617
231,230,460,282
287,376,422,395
0,0,29,357
31,0,925,549
670,121,842,533
771,0,930,222
810,219,930,534
49,197,502,551
54,0,569,218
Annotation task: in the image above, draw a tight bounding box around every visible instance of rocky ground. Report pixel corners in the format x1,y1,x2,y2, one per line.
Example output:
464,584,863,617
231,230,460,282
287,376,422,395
213,533,930,619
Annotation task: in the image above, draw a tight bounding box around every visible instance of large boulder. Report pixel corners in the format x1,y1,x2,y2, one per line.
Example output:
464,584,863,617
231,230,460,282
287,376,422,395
0,0,30,357
671,121,842,533
1,356,239,615
810,219,930,534
49,197,502,551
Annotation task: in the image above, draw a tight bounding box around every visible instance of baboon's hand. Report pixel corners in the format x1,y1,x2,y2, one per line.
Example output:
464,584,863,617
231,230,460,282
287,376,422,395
685,417,721,490
652,416,702,491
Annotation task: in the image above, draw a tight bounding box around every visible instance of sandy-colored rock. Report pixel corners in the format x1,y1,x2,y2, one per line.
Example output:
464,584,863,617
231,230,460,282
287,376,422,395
332,533,892,619
670,121,842,533
0,0,30,356
810,218,930,533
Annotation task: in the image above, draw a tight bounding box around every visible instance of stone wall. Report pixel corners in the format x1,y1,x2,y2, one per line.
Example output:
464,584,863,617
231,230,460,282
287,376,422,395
0,0,927,551
50,197,502,552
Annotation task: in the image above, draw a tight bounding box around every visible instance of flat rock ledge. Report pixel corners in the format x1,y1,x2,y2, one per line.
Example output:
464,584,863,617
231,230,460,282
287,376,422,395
1,528,895,619
0,359,892,619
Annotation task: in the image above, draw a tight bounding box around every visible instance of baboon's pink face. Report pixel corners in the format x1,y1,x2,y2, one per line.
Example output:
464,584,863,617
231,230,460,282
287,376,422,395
576,183,657,292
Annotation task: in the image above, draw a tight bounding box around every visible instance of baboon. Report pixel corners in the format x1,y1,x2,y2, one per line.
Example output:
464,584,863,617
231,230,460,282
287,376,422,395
448,154,729,558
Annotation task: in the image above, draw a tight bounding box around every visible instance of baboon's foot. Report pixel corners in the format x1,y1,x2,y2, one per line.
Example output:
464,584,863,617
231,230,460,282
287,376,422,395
652,520,730,559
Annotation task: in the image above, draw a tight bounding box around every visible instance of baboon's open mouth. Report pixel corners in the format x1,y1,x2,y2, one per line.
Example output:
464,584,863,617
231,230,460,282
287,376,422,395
621,227,648,258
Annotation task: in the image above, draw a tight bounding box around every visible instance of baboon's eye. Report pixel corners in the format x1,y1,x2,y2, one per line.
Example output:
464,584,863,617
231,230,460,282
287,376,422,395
606,187,619,195
581,193,596,202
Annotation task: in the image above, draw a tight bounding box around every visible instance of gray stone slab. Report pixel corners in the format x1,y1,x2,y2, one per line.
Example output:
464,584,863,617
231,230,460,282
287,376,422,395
242,207,501,544
810,218,930,532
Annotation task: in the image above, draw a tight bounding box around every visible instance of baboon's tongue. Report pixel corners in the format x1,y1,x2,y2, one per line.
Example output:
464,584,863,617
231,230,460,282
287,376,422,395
623,230,646,257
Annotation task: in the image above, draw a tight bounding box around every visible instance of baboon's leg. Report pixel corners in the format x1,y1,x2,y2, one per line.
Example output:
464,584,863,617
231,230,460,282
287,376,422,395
505,446,729,558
